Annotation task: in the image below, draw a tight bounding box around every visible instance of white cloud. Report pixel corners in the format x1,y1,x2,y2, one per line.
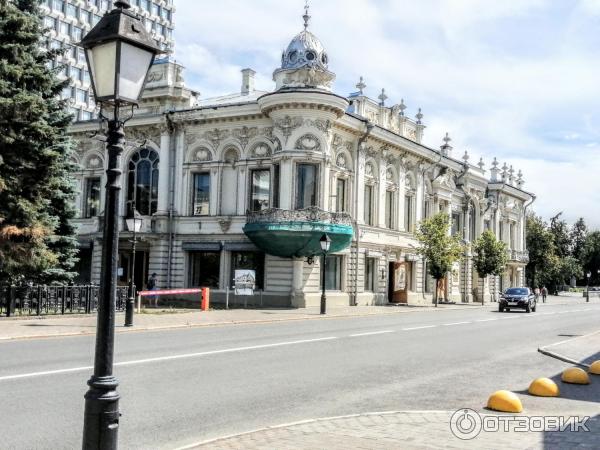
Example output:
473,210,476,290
173,0,600,229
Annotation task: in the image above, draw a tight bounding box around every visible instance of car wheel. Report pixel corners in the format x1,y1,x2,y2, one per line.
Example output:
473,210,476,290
526,303,531,313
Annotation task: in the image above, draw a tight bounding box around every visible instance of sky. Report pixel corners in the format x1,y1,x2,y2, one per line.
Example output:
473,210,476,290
172,0,600,229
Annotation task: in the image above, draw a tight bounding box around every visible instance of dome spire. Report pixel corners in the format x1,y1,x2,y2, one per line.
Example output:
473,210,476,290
303,0,311,30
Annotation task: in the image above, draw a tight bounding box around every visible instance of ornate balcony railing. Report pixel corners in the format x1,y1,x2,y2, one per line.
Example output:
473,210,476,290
0,285,130,317
506,249,529,263
246,207,353,226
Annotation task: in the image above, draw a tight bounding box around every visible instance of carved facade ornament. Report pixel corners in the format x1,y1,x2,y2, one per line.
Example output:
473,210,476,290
192,147,212,162
336,153,347,169
233,126,258,149
274,115,303,144
365,162,375,178
295,134,321,152
205,128,230,149
250,142,271,158
127,126,161,146
304,118,332,134
260,126,274,140
332,134,343,149
223,147,239,163
386,167,394,182
86,156,102,169
218,217,232,233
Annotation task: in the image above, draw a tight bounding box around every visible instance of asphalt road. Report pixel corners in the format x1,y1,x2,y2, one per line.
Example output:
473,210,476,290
1,301,599,449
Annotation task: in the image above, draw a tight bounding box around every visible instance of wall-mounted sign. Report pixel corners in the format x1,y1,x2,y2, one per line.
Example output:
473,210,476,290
234,269,255,296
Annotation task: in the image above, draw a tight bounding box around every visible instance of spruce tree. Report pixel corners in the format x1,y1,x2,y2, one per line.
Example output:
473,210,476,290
0,0,78,284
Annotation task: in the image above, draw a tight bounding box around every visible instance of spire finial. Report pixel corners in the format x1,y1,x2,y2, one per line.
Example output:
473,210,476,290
356,76,366,95
416,108,423,124
303,0,311,30
399,98,406,116
378,88,388,106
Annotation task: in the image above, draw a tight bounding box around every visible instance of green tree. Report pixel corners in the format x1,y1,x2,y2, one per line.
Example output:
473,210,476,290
415,212,465,307
525,213,555,290
0,0,77,284
472,229,508,304
557,256,583,287
582,231,600,285
549,212,571,259
570,217,588,264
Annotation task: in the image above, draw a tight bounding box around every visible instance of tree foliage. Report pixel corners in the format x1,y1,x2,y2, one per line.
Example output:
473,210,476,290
0,0,78,284
525,213,555,290
570,218,588,262
415,212,464,306
582,231,600,285
473,230,508,278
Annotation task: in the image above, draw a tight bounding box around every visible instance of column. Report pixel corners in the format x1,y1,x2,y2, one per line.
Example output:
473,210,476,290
156,130,170,215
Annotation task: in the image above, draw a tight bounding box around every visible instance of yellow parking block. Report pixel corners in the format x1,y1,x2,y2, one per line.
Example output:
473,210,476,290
528,377,560,397
561,367,590,385
487,390,523,413
588,361,600,375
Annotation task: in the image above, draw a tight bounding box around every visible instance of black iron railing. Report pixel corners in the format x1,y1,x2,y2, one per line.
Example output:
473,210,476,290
0,285,130,317
246,206,353,225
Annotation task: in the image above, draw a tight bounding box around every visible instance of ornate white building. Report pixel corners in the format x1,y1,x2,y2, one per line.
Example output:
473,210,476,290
69,8,534,307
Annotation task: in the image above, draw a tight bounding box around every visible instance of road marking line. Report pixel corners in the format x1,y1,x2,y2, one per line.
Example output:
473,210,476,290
349,330,395,337
0,336,339,382
475,318,497,322
442,321,471,326
402,325,437,331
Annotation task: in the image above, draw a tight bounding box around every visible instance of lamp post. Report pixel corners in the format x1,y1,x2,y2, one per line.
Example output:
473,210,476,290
320,234,331,315
124,206,142,327
79,1,159,448
586,271,591,302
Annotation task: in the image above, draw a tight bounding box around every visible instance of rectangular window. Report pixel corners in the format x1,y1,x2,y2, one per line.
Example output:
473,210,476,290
364,185,373,225
230,251,265,290
484,220,491,231
84,178,101,218
451,212,460,236
272,164,280,208
43,16,56,30
250,169,270,212
59,21,69,35
424,200,431,219
320,255,342,291
81,111,92,121
190,251,220,288
385,190,394,228
76,88,87,103
192,173,210,216
66,3,77,17
404,195,413,231
510,222,516,249
365,257,376,292
72,26,82,41
295,164,317,209
71,66,82,81
53,0,65,13
499,221,504,242
152,2,160,16
335,178,346,212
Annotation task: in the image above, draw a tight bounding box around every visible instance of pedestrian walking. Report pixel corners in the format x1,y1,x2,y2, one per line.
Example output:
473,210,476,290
148,273,159,307
541,286,548,303
534,286,540,301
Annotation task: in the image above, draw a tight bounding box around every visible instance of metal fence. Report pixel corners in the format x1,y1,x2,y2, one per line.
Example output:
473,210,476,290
0,285,130,317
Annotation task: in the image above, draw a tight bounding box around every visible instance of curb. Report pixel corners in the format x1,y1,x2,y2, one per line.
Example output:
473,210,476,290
173,410,453,449
537,329,600,369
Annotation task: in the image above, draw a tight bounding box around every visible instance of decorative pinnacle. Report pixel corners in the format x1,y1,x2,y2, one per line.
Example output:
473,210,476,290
442,132,451,146
462,150,470,163
399,99,406,116
416,108,423,124
356,76,366,95
303,0,311,30
378,88,388,106
478,157,485,169
491,157,499,168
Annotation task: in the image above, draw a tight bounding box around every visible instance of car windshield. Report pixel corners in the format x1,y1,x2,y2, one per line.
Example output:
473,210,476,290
505,288,528,295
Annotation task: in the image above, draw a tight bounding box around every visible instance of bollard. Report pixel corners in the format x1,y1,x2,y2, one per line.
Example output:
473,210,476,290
201,287,210,311
136,294,141,314
225,286,229,310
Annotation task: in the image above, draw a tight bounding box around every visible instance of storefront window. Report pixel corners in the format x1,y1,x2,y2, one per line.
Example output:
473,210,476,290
365,257,376,292
190,251,220,288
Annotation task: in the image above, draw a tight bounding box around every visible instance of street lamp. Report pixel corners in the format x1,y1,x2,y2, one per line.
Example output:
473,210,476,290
586,271,591,303
124,206,143,327
320,234,331,315
79,1,159,448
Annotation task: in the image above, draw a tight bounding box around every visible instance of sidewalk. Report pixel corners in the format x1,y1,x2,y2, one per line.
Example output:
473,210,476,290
183,329,600,450
0,295,594,341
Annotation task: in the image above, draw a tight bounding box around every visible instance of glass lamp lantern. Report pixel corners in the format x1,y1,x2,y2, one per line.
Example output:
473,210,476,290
125,209,143,233
79,0,160,107
320,233,331,253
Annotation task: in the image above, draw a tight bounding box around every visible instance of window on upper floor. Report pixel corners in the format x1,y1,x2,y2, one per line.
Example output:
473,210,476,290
44,16,57,30
66,3,77,17
72,26,82,41
127,148,159,216
53,0,65,13
250,169,271,212
192,173,210,216
59,21,69,35
272,164,280,208
335,178,346,213
364,184,374,226
295,164,317,209
510,222,516,249
404,195,414,232
451,212,460,236
84,177,101,218
385,190,394,229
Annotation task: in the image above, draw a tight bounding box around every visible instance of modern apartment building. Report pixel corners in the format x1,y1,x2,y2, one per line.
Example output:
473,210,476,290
41,0,175,121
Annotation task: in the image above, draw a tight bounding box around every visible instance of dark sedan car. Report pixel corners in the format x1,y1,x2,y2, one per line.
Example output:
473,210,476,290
499,287,536,313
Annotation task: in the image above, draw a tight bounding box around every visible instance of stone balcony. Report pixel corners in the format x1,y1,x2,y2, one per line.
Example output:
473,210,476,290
507,249,529,264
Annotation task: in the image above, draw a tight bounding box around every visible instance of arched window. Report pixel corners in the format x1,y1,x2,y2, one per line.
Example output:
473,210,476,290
127,148,159,216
